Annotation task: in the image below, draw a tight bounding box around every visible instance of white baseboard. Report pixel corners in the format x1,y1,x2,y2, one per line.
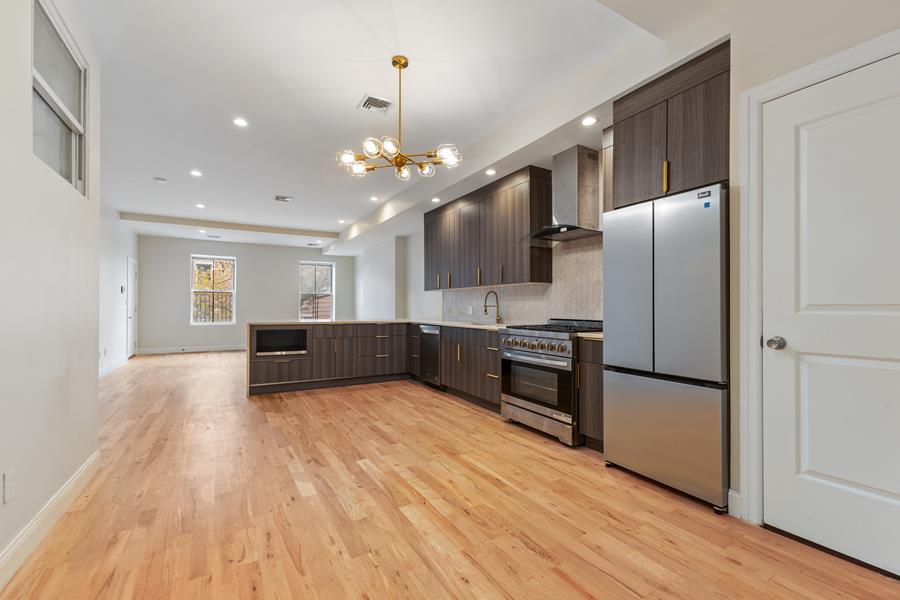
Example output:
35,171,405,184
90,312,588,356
137,344,244,355
727,488,743,518
98,356,128,378
0,450,100,591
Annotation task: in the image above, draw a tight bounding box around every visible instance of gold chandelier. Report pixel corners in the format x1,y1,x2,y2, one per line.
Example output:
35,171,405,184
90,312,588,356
336,55,461,181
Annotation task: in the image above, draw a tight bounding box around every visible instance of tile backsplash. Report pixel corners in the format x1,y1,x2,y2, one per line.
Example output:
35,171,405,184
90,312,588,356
442,236,602,325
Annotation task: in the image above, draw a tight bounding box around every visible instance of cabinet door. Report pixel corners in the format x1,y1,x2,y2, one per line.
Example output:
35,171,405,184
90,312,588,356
440,336,458,389
312,339,334,380
459,343,482,398
440,208,461,289
497,184,530,284
478,194,501,286
613,102,667,208
577,361,604,440
250,358,313,385
424,216,441,291
666,72,729,195
334,337,356,378
459,201,481,288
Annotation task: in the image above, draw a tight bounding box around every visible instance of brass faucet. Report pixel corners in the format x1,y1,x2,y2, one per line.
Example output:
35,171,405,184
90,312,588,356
483,290,502,324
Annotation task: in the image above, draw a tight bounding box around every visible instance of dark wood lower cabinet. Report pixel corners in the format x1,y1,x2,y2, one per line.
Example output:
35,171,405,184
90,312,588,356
577,339,604,445
481,332,501,406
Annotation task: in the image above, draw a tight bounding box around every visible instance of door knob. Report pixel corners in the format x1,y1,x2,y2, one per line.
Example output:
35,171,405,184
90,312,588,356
766,336,787,350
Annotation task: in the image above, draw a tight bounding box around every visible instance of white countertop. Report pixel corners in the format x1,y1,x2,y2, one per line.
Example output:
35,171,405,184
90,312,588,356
247,319,602,339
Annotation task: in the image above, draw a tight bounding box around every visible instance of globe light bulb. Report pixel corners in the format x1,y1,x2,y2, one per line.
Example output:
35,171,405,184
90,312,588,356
362,137,382,158
436,143,458,161
395,165,411,181
443,154,460,168
381,137,400,158
350,161,369,177
418,163,435,177
336,149,356,166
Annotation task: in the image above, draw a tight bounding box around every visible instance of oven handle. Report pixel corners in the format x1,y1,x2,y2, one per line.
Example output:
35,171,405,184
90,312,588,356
501,350,572,371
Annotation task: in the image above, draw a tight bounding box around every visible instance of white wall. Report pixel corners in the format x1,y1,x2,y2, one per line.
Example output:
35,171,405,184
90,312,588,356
404,230,442,320
98,205,137,375
0,0,101,585
137,236,355,352
355,236,408,320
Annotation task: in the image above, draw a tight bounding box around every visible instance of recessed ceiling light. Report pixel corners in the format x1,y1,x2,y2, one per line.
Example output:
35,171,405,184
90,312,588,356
431,197,440,203
274,195,293,203
338,219,345,224
190,169,203,177
195,203,205,209
199,229,206,234
153,176,168,183
581,116,597,127
370,196,378,202
233,117,248,128
485,168,496,176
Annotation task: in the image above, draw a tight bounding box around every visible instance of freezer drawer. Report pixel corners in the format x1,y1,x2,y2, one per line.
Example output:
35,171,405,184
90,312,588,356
602,202,654,372
603,369,728,507
653,184,728,382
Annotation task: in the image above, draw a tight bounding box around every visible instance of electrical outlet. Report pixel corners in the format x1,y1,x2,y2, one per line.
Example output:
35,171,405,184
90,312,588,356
3,468,16,504
467,305,473,316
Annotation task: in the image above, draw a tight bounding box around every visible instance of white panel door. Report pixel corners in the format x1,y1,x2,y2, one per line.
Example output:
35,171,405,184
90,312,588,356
762,53,900,574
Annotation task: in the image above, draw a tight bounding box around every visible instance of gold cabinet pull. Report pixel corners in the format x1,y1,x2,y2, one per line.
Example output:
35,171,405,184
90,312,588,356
486,373,499,379
376,335,389,339
447,272,452,288
486,346,499,352
333,338,337,354
500,264,504,284
477,267,482,286
457,343,461,362
376,354,390,358
436,273,440,289
662,160,669,194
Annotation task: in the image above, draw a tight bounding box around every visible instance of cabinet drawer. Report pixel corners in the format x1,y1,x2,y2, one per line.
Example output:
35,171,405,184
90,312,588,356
249,358,313,386
357,337,389,357
354,323,406,337
356,354,404,377
312,324,355,338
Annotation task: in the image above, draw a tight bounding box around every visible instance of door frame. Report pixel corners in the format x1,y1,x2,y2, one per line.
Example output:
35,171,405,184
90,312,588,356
126,256,138,358
738,28,900,524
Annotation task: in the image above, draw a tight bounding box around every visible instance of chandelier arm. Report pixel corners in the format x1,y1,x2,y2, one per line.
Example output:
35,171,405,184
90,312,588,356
402,152,436,158
398,64,402,146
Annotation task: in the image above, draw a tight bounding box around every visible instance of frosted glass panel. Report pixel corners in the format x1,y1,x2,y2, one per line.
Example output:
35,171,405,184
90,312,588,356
33,2,82,121
33,90,71,180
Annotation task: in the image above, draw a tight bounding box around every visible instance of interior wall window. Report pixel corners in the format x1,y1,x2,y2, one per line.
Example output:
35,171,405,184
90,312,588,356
191,255,236,325
32,0,86,191
300,262,335,321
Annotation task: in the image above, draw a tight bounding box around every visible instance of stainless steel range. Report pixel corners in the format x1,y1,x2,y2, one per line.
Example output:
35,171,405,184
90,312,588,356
500,319,602,446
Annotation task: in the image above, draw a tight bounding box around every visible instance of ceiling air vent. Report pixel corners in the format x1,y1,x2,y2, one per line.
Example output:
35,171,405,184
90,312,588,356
274,195,294,203
357,94,392,114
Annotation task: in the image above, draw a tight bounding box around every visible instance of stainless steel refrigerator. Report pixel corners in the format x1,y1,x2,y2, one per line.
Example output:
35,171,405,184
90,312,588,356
602,183,728,510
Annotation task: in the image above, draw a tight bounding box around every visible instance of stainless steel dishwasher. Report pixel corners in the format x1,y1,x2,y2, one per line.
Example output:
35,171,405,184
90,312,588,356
418,325,441,386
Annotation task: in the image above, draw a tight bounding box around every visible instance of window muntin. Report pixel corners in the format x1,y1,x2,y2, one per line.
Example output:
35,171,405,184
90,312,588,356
191,256,236,325
299,262,335,321
32,0,85,190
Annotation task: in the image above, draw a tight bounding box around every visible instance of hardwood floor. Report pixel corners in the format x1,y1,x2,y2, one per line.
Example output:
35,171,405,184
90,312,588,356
3,352,897,599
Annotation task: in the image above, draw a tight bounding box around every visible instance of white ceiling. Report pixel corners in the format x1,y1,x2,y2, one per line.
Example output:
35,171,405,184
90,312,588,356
76,0,647,237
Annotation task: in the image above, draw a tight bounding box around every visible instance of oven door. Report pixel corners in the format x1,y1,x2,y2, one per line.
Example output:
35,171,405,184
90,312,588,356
501,349,575,423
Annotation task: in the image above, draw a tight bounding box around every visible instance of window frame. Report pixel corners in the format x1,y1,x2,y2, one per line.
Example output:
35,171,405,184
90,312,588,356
32,0,88,193
189,254,237,326
299,261,336,322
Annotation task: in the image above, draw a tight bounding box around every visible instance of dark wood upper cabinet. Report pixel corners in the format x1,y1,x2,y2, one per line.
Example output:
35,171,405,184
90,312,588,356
611,41,729,209
424,166,552,291
612,103,667,208
666,71,729,195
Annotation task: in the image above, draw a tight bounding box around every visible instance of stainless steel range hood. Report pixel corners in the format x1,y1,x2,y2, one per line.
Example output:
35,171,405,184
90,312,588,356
533,145,603,242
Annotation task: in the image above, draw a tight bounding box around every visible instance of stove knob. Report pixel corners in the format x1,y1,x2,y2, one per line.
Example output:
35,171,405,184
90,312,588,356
528,341,537,350
557,343,567,353
538,341,547,350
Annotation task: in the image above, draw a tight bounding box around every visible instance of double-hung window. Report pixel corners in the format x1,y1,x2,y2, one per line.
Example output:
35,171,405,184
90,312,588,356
191,256,236,325
299,262,335,321
32,0,86,191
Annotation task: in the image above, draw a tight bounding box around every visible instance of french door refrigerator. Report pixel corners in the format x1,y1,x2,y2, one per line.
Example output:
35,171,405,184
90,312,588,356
602,183,729,509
